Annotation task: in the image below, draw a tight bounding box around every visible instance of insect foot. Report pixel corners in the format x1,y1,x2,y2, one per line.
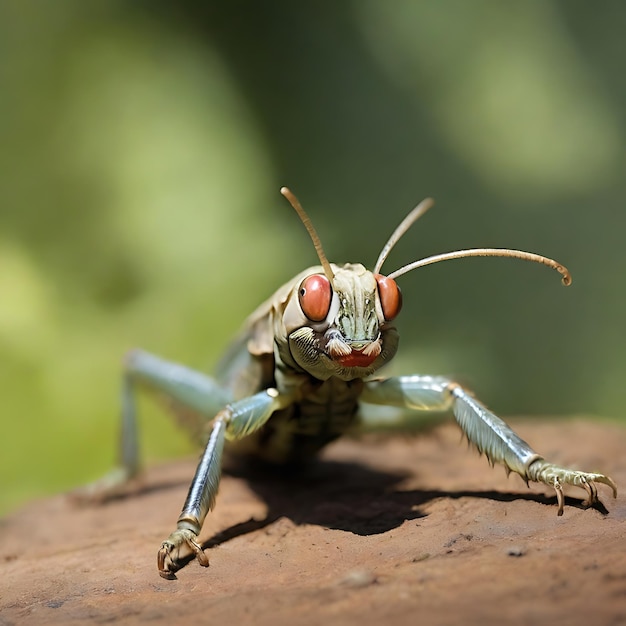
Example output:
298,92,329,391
526,460,617,516
157,528,209,580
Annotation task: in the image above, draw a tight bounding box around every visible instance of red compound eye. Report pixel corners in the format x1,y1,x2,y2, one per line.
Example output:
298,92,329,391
375,274,402,321
298,274,332,322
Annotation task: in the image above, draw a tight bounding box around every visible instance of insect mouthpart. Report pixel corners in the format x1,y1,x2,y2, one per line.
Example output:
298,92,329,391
325,331,382,368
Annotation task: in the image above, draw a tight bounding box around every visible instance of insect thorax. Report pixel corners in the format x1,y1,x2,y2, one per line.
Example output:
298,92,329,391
228,375,364,464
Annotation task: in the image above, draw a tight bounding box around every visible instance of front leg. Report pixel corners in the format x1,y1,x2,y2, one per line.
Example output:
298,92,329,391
362,375,617,514
158,388,293,579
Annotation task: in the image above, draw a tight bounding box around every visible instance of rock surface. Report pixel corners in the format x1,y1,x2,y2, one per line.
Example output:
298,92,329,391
2,419,625,626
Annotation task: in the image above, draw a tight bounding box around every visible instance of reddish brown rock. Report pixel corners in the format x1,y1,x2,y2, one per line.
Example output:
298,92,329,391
2,420,625,625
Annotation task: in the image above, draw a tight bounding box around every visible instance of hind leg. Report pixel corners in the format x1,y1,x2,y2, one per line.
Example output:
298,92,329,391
77,349,233,499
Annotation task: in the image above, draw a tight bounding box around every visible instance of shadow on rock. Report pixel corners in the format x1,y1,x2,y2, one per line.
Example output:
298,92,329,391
196,456,609,557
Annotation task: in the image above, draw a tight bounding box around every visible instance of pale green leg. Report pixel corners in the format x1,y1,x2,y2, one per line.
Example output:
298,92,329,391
362,375,616,514
78,348,294,578
77,349,233,499
157,387,293,579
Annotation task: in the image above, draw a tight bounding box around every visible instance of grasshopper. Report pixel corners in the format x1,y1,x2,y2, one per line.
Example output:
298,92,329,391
93,188,616,579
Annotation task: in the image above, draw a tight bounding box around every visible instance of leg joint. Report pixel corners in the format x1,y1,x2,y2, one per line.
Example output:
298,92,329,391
446,380,464,398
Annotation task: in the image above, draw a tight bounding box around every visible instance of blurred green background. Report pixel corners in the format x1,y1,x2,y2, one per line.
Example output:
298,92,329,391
1,1,624,516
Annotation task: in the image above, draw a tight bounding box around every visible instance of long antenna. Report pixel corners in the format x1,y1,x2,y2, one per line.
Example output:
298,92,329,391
281,187,335,287
388,248,572,286
374,197,434,274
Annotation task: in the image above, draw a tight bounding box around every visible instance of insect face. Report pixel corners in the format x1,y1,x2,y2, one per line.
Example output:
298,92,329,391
282,264,400,381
